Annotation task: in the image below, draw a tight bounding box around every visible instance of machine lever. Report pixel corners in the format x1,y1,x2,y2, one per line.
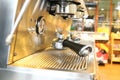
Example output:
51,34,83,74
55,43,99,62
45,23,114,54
63,39,92,57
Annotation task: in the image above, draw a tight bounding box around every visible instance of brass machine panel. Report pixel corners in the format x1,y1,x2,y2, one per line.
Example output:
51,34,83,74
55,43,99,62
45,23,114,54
12,48,89,71
8,0,72,64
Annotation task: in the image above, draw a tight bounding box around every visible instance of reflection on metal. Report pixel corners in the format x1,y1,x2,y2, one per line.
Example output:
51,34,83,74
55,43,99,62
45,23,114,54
6,43,96,80
32,0,41,16
12,48,88,71
11,39,96,72
8,0,72,63
63,39,93,57
47,0,88,19
79,0,88,18
32,0,47,17
35,16,46,34
6,0,31,45
0,0,98,80
0,64,95,80
0,0,18,67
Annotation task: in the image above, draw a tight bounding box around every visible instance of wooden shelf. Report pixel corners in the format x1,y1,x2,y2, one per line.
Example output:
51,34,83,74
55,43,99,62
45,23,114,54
112,57,120,62
112,49,120,51
113,37,120,40
110,33,120,64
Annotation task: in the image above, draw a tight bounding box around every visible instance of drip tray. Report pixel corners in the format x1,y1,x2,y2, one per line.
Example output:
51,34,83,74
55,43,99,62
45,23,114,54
12,48,89,72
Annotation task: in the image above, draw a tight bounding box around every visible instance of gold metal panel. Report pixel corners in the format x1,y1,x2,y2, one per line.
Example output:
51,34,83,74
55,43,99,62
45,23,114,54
9,0,72,63
12,48,88,71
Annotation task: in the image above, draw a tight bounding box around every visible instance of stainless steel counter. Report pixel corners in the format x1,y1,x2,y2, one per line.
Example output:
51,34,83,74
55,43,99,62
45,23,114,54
0,66,93,80
11,47,95,73
0,47,97,80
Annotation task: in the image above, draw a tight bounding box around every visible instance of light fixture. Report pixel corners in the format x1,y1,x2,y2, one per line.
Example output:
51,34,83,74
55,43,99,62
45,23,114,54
88,7,92,10
116,6,120,10
101,8,104,11
115,2,120,10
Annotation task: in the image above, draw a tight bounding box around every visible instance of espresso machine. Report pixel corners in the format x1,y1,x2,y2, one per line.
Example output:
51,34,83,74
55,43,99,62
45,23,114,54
0,0,99,80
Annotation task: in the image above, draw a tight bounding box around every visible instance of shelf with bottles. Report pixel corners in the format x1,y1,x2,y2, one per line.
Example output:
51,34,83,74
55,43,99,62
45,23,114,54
112,34,120,39
111,32,120,63
112,44,120,50
111,33,120,50
70,16,95,32
111,32,120,40
112,51,120,62
111,25,120,39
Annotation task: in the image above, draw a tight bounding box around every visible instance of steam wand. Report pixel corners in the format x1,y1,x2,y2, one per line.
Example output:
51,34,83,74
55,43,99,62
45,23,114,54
6,0,31,45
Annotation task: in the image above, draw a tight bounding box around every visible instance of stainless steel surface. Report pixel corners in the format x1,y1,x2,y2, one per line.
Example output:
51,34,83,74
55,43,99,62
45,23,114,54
79,0,88,18
8,0,72,63
0,0,18,67
32,0,47,17
11,39,96,73
0,65,94,80
12,48,89,71
1,40,97,80
0,47,96,80
6,0,31,45
0,0,98,80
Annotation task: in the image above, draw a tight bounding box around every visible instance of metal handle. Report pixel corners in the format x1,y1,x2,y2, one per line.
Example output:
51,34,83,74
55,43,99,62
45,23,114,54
63,39,92,56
